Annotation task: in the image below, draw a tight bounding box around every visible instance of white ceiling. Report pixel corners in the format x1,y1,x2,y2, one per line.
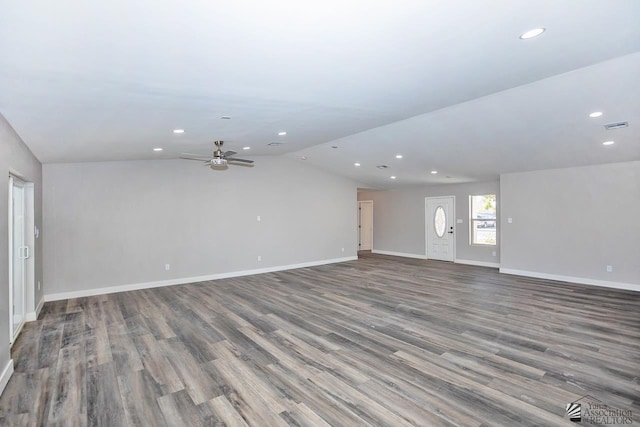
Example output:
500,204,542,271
1,0,639,188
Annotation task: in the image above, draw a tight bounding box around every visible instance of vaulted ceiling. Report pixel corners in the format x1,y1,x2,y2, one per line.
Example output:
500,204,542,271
1,0,639,188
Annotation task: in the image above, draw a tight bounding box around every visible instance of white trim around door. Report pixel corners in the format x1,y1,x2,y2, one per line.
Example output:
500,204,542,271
358,200,373,251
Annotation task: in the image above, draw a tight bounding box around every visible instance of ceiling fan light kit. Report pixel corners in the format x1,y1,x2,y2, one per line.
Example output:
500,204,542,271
180,140,254,170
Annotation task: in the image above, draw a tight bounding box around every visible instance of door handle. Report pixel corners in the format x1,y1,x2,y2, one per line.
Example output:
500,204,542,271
447,231,454,234
23,246,30,259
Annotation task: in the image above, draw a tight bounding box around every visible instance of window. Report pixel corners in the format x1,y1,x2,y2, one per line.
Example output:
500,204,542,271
470,194,496,245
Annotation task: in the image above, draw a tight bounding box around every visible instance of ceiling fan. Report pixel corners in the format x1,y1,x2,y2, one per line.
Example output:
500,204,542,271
180,140,254,169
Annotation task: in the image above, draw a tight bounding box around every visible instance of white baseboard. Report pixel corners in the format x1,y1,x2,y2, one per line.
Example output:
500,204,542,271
499,268,640,292
455,259,500,268
0,359,14,397
371,250,428,260
25,297,45,322
44,256,358,302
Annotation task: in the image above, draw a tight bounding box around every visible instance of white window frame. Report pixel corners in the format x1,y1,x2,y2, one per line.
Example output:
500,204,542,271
470,194,496,246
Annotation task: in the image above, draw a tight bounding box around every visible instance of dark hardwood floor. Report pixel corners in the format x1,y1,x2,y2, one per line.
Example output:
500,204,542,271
1,253,639,426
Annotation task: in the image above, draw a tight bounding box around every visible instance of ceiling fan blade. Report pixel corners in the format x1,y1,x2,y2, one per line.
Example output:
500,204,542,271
229,161,254,168
227,158,254,164
181,152,209,157
181,156,211,161
223,150,237,157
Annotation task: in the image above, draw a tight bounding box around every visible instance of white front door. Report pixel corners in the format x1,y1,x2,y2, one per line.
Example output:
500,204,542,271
358,201,373,251
426,196,454,261
9,176,27,343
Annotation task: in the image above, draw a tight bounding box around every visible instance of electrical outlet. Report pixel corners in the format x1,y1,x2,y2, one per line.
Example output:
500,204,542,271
492,251,496,257
508,217,513,224
606,265,613,273
257,215,261,222
258,255,262,262
341,247,345,252
38,281,41,290
165,264,170,271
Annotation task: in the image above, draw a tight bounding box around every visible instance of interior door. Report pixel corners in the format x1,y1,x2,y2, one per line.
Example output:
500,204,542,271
9,176,27,343
358,201,373,251
426,196,454,261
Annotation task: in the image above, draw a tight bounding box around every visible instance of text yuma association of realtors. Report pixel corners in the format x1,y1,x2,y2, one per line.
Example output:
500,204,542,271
583,402,633,425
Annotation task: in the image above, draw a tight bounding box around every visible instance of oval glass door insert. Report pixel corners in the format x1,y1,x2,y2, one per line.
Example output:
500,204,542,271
434,206,446,238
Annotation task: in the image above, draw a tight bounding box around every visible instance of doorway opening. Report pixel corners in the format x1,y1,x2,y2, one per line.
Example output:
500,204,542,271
358,200,373,253
9,175,34,345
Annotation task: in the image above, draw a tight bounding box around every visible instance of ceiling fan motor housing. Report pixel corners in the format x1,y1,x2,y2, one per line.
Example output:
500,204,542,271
211,158,227,166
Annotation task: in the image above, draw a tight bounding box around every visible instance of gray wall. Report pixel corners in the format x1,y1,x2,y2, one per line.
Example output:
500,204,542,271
358,181,500,264
0,113,43,380
500,161,640,285
43,157,358,295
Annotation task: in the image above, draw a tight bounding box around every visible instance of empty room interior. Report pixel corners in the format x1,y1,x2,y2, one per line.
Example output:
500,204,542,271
1,1,639,426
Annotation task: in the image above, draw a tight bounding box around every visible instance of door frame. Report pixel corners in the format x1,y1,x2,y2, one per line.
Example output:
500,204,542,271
425,196,456,261
8,174,34,346
358,200,373,251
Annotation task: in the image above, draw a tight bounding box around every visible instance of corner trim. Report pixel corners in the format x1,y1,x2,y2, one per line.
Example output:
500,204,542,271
371,250,428,260
0,359,14,397
25,297,45,322
44,256,358,302
455,259,500,268
499,268,640,292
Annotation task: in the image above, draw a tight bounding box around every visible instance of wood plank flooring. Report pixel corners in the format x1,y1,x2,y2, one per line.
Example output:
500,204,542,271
1,253,639,426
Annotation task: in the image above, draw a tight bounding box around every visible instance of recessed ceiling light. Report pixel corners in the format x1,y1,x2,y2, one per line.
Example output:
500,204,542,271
520,28,546,40
173,129,184,134
519,28,545,39
354,163,361,167
278,131,287,136
390,176,396,179
331,145,338,149
153,147,163,152
430,170,438,174
602,141,615,146
589,111,603,118
395,154,403,159
243,146,251,150
220,116,231,120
